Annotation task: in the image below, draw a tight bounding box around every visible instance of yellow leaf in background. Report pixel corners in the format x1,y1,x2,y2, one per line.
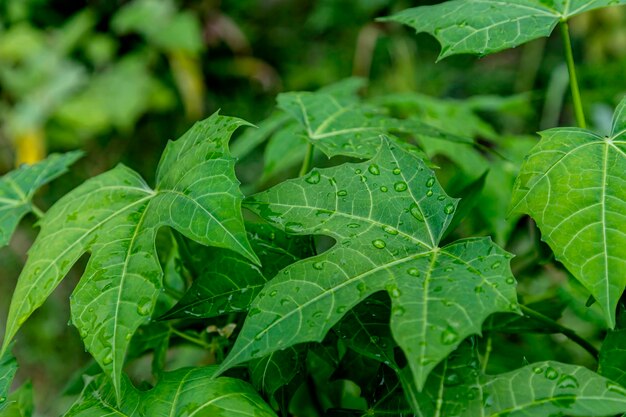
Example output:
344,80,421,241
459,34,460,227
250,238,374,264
168,50,204,120
14,128,46,167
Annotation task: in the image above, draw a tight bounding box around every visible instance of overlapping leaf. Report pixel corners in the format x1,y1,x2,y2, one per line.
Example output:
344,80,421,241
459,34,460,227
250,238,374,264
0,151,82,246
384,0,626,59
415,342,626,416
64,368,276,417
1,113,258,400
510,98,626,327
277,91,463,159
219,138,518,389
161,223,312,320
0,344,17,410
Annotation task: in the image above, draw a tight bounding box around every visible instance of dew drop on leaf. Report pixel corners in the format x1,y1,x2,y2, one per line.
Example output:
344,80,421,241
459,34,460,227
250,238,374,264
544,367,559,380
305,170,321,184
313,261,324,270
392,168,401,175
394,181,408,192
440,326,459,345
383,225,399,235
392,306,406,316
443,203,455,215
491,261,502,269
336,306,347,314
506,277,515,284
368,164,380,175
426,177,435,187
409,203,424,222
533,366,544,374
380,186,388,192
269,290,278,297
557,374,579,389
372,239,386,249
407,268,420,277
285,222,304,233
249,307,261,317
337,190,348,197
426,190,434,197
137,298,152,316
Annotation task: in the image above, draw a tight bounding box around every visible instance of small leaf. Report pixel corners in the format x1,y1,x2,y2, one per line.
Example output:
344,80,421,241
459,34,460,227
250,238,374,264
220,138,518,389
510,97,626,328
2,112,258,401
383,0,626,60
0,343,18,410
0,151,83,247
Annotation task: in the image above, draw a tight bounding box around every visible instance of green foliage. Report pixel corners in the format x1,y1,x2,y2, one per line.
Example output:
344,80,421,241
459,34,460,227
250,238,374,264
2,0,626,415
511,97,626,328
385,0,626,59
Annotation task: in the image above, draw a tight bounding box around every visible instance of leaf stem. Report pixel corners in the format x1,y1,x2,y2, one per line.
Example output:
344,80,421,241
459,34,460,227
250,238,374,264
169,326,211,349
31,204,45,220
481,334,492,373
560,21,586,128
299,142,314,177
520,305,598,360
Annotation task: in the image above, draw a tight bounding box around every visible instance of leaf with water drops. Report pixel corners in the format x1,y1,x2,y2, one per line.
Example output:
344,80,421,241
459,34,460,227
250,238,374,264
219,137,518,390
0,151,83,247
383,0,626,60
161,223,312,320
0,344,17,410
2,113,258,401
277,91,461,159
63,368,277,417
511,97,626,328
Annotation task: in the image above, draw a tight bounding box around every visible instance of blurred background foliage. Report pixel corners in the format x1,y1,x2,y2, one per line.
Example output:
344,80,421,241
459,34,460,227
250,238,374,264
1,0,626,415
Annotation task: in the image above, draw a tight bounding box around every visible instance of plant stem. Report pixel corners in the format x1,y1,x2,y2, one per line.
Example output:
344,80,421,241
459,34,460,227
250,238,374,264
31,204,45,219
560,21,586,128
481,334,493,373
299,142,314,177
170,326,211,349
520,305,598,360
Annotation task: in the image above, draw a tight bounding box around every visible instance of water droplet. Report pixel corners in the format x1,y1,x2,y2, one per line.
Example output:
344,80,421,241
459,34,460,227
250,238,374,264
380,186,388,192
305,170,320,184
409,203,424,222
505,277,515,284
336,306,347,314
285,222,304,233
372,239,386,249
407,268,420,277
443,203,455,215
557,374,579,389
392,306,405,316
394,181,408,192
137,298,152,316
440,326,459,345
313,261,324,270
544,367,558,380
426,177,435,187
357,282,368,295
491,261,501,269
426,190,434,197
355,168,362,174
444,371,462,386
337,190,348,197
313,311,324,319
532,366,543,374
392,168,401,175
383,225,399,235
102,353,113,365
280,298,290,306
269,290,278,297
437,195,446,201
254,332,264,341
474,286,483,293
368,164,380,175
387,284,402,298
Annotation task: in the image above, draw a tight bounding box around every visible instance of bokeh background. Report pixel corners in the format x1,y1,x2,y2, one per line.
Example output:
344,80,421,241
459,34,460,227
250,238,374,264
2,0,626,414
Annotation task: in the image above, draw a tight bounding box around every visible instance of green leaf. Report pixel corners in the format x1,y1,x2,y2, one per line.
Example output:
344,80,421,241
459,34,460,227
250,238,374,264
219,138,518,389
248,346,305,399
510,98,626,328
418,342,626,416
0,344,18,409
0,382,33,417
64,368,277,417
0,151,83,247
599,328,626,387
277,91,461,159
160,223,312,320
383,0,626,60
2,113,258,400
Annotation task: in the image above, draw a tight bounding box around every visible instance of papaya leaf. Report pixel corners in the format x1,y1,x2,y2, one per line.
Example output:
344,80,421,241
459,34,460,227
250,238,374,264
599,328,626,387
277,91,463,159
383,0,626,60
0,151,83,247
248,346,305,400
0,343,17,410
160,223,312,320
64,368,276,417
219,137,518,390
510,98,626,328
417,342,626,416
2,113,258,401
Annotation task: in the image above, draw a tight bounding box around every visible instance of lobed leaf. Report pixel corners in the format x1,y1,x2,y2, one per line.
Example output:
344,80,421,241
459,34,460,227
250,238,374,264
64,368,276,417
220,138,518,389
0,151,83,247
2,113,258,401
383,0,626,60
510,97,626,327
